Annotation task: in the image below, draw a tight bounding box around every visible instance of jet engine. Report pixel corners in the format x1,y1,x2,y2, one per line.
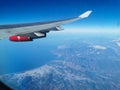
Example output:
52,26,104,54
9,36,32,42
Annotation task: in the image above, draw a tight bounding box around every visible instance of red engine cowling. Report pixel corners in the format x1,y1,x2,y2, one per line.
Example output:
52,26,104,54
9,36,32,42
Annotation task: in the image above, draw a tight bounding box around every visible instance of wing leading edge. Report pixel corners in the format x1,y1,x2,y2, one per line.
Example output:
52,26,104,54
0,10,92,41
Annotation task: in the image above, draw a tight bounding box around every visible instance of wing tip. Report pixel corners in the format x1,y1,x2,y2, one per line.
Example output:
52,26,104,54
79,10,92,18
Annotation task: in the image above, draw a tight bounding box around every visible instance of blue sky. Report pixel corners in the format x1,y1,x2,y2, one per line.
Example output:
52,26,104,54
0,0,120,30
0,0,120,74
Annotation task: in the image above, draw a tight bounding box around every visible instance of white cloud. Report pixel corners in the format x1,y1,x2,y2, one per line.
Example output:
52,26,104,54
112,39,120,47
54,27,120,34
116,42,120,47
91,45,107,50
57,45,68,49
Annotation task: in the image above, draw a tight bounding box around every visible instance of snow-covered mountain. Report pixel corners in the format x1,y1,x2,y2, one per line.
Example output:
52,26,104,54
1,39,120,90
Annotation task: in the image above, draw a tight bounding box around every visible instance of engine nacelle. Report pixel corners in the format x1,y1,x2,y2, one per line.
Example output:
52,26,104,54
9,36,32,42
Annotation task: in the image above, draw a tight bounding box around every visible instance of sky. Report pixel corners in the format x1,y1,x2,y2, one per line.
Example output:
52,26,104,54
0,0,120,74
0,0,120,31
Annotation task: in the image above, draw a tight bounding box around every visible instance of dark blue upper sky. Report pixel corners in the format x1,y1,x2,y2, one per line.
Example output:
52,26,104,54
0,0,120,30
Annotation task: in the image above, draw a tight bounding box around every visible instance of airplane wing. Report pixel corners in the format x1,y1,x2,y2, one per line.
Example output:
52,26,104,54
0,10,92,41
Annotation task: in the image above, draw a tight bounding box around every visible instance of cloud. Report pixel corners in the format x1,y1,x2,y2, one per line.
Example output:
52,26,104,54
91,45,107,50
112,39,120,47
57,45,68,49
116,42,120,47
54,27,120,34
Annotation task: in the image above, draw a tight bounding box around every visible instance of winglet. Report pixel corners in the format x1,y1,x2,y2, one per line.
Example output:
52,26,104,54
79,10,92,18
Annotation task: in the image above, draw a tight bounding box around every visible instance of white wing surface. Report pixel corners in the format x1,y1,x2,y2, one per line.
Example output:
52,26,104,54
0,10,92,40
